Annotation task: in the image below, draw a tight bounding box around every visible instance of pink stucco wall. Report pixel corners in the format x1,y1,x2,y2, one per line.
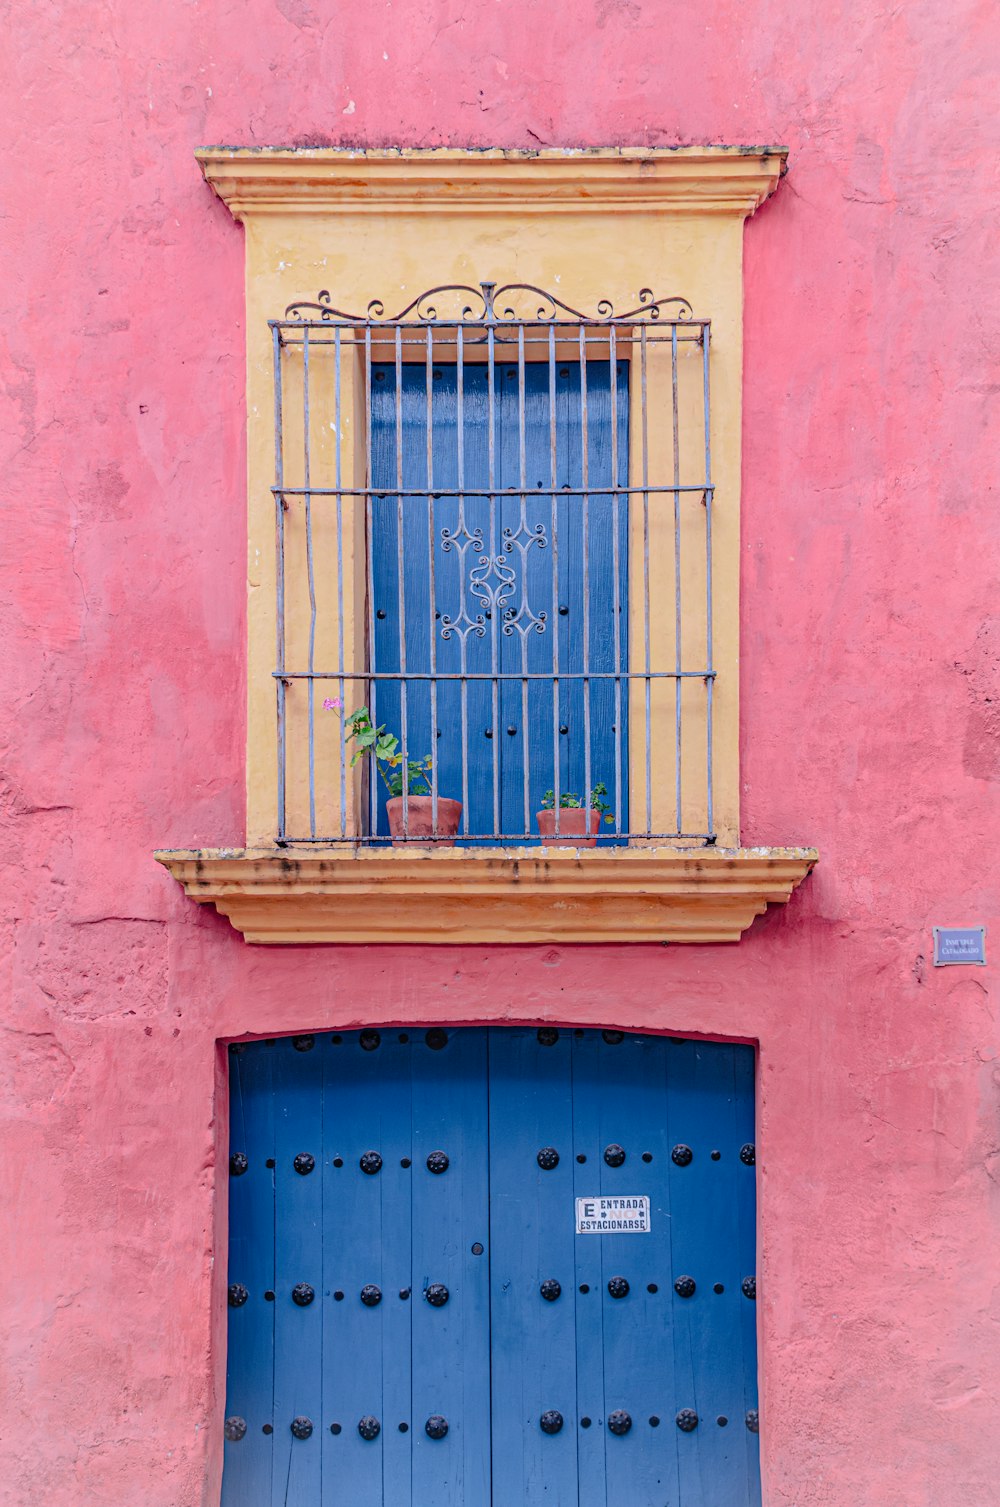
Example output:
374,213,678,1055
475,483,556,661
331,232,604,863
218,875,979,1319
3,1,999,1503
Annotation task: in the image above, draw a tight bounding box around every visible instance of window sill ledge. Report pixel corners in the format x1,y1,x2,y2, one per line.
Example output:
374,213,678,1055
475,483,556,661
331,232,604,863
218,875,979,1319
155,845,817,945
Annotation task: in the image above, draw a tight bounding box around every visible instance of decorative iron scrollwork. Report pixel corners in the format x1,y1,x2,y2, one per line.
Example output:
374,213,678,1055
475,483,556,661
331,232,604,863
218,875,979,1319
285,282,694,327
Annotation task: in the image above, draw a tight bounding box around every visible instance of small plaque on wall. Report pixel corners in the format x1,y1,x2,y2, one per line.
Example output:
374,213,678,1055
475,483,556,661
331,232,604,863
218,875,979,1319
932,926,986,966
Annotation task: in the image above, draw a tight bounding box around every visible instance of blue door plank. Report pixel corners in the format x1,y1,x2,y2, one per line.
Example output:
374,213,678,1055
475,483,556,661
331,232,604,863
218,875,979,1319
570,1034,609,1507
591,1031,678,1506
663,1039,757,1507
489,1027,578,1506
223,1045,276,1507
320,1032,391,1507
374,1033,415,1504
411,1028,491,1507
272,1037,324,1506
733,1047,762,1501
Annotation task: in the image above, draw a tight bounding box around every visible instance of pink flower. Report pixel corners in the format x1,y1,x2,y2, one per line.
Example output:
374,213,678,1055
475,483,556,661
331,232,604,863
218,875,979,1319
323,696,344,712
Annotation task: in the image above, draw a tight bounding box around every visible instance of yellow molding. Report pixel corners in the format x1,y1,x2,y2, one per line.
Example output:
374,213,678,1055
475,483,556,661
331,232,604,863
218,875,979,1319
156,847,817,945
196,146,787,218
161,141,817,945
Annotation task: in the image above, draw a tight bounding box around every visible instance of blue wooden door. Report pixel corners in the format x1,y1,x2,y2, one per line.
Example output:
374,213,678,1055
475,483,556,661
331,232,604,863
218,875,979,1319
369,361,629,840
223,1029,759,1505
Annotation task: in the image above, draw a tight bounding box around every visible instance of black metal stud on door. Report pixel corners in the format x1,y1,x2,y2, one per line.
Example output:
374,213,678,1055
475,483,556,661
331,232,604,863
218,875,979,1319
674,1276,696,1298
291,1417,314,1439
540,1411,564,1434
540,1279,561,1301
671,1144,693,1166
425,1284,449,1307
537,1027,559,1046
224,1416,247,1441
676,1409,699,1432
742,1276,757,1300
293,1152,315,1175
746,1409,759,1433
359,1030,381,1051
425,1415,449,1439
229,1152,248,1176
228,1284,249,1308
607,1410,632,1435
607,1276,630,1298
360,1285,382,1307
604,1143,626,1167
292,1283,315,1307
426,1150,449,1174
358,1416,381,1440
537,1147,560,1170
360,1151,383,1175
740,1143,756,1165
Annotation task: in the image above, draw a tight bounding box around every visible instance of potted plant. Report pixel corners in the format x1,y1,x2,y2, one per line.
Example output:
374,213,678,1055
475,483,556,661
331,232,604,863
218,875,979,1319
536,783,614,848
325,699,462,845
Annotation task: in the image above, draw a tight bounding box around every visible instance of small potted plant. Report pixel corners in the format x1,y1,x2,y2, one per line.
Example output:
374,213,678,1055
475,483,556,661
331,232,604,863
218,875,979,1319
536,783,614,848
325,699,462,845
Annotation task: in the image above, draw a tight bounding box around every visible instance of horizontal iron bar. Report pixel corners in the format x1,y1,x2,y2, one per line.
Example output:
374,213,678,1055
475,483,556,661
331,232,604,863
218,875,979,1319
274,670,716,682
276,833,718,845
273,484,715,499
271,318,710,333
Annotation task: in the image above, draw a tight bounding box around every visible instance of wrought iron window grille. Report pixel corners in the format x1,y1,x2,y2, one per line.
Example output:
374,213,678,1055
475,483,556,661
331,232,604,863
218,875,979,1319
270,281,715,847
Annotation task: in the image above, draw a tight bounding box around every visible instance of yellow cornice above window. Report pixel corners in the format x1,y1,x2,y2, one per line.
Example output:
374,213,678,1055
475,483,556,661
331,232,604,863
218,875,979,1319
195,145,787,218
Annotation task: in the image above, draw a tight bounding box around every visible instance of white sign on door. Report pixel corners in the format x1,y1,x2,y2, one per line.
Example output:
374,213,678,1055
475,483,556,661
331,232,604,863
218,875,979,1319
575,1195,651,1234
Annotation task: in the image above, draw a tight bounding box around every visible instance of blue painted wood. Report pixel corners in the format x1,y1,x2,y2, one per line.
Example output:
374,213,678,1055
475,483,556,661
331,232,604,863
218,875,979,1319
224,1029,758,1507
410,1028,491,1506
370,361,628,842
320,1031,397,1507
223,1045,275,1506
590,1032,678,1506
271,1037,324,1505
489,1028,578,1505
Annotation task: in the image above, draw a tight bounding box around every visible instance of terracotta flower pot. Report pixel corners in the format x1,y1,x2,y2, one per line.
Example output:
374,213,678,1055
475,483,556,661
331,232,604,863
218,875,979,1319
536,807,601,848
386,796,462,847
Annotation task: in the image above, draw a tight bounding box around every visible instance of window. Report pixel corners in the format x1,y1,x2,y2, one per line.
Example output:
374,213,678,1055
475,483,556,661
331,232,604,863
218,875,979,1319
272,282,713,846
158,149,816,943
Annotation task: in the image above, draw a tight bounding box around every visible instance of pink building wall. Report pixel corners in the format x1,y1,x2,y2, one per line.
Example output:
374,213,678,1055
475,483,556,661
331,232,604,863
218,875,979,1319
2,1,999,1503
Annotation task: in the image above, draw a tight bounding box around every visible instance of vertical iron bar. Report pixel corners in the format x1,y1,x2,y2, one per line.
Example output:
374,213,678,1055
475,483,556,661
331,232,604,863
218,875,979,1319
426,327,438,835
641,324,651,835
273,324,287,842
518,325,530,838
579,325,592,834
303,327,317,839
364,326,377,840
487,319,500,839
672,324,682,838
457,326,470,836
334,327,346,839
548,326,561,837
703,325,714,839
395,325,408,837
609,326,622,837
